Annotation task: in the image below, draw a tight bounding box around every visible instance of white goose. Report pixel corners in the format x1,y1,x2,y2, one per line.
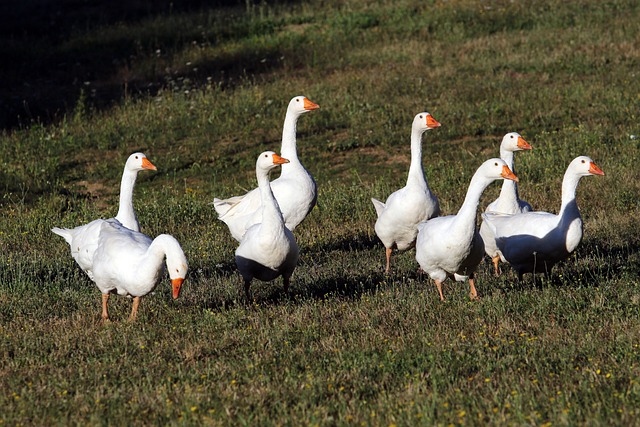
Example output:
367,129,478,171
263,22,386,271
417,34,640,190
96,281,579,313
415,159,518,300
87,219,187,321
235,151,299,300
481,156,604,279
479,132,532,274
52,152,156,279
372,112,441,273
213,96,320,241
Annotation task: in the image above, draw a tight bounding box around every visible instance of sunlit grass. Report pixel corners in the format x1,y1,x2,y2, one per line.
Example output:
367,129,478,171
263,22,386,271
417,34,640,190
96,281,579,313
2,0,640,425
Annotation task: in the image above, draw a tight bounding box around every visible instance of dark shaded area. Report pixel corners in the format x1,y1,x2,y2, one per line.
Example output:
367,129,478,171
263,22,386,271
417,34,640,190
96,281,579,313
0,0,298,130
488,239,640,295
193,270,390,313
302,271,388,301
306,232,381,254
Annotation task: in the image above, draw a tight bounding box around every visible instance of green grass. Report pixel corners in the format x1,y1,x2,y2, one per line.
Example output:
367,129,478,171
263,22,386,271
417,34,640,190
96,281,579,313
2,0,640,425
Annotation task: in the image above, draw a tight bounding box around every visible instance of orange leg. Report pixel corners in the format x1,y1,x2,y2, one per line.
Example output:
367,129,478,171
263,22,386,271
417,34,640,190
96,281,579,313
435,279,445,301
492,255,501,276
384,247,393,273
129,296,141,322
101,294,110,322
469,276,479,300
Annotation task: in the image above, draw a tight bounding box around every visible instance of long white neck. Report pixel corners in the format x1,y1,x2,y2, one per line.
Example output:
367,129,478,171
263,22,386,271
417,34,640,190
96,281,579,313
560,170,581,212
280,111,302,171
558,169,583,218
406,127,428,189
115,168,140,231
136,235,176,285
456,172,496,233
257,168,285,231
556,169,585,253
496,149,520,206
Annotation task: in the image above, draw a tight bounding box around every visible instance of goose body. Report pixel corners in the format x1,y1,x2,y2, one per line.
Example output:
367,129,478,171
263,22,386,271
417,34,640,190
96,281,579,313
58,218,187,321
51,153,156,279
235,152,299,300
214,96,320,241
52,219,105,280
415,159,518,300
479,132,532,274
481,156,604,278
372,112,441,273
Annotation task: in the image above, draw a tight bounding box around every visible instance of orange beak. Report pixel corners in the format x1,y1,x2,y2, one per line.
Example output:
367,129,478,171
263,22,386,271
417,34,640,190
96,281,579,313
141,157,157,171
517,136,532,150
426,114,441,128
588,162,605,176
171,278,184,299
501,165,519,182
272,153,290,165
303,98,320,111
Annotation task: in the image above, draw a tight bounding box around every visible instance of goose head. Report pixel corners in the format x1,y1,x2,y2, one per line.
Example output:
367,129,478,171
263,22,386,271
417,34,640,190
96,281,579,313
288,96,320,117
412,112,441,134
257,151,290,174
500,132,532,152
569,156,605,177
126,152,157,172
480,158,519,182
166,245,188,300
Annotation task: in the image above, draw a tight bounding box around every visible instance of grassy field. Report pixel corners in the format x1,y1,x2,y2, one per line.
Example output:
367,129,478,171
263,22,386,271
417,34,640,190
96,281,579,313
2,0,640,425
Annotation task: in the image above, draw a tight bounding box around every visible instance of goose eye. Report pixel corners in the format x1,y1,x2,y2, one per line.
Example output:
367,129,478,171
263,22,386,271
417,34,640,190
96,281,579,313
176,269,179,273
419,115,423,119
510,135,514,138
581,159,586,163
495,162,499,166
135,156,139,159
296,98,300,102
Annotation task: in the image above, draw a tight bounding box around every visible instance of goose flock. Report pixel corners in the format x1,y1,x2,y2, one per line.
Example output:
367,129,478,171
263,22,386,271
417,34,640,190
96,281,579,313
52,96,605,320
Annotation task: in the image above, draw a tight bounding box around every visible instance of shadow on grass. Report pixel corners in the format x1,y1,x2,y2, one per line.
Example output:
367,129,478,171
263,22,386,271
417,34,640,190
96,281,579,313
305,232,381,254
0,0,302,129
300,271,390,300
486,240,640,294
189,268,391,313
